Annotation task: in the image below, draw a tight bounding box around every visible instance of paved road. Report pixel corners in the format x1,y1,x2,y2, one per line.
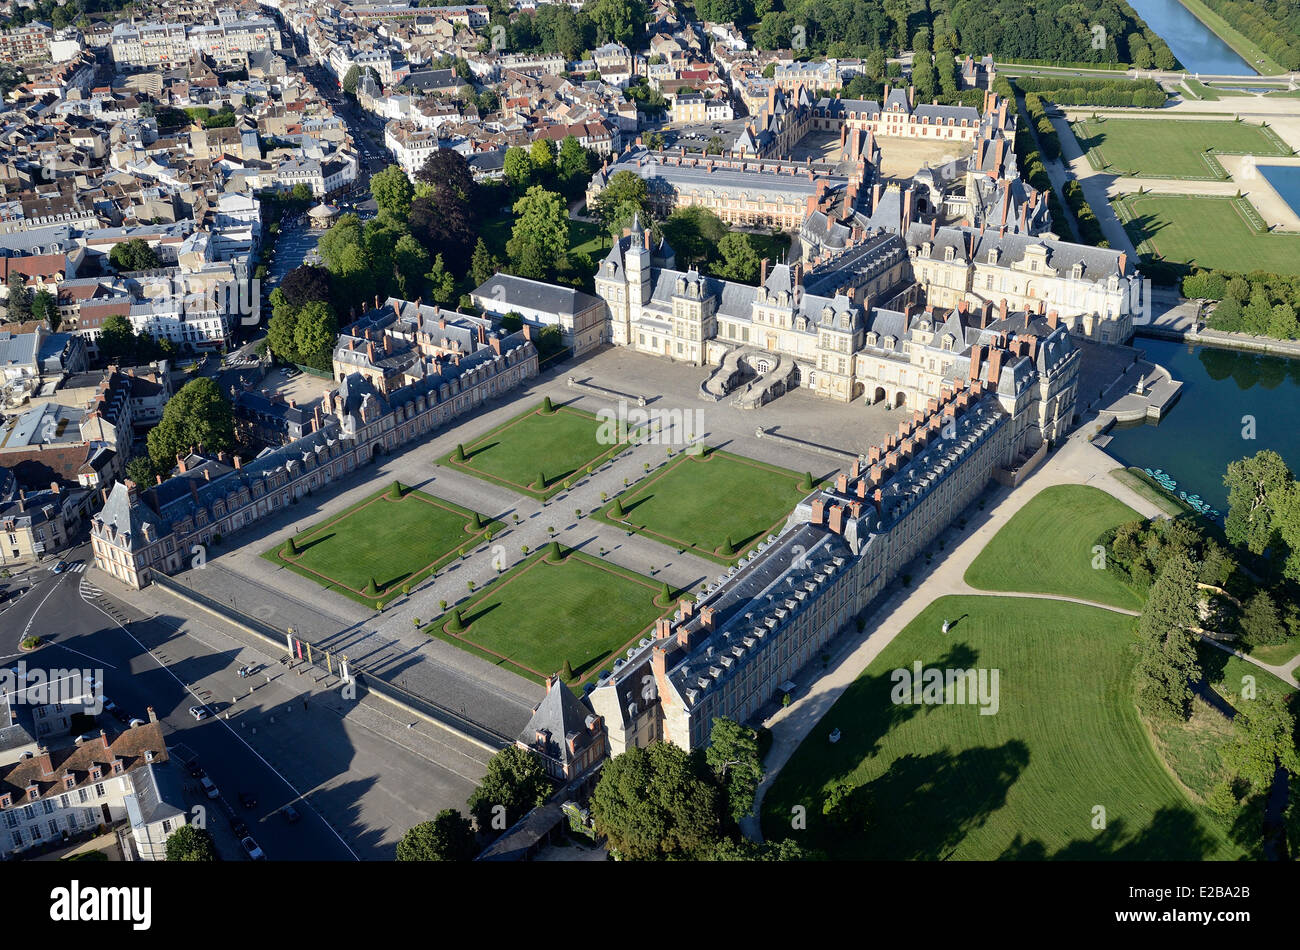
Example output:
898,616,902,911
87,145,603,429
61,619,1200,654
5,542,482,860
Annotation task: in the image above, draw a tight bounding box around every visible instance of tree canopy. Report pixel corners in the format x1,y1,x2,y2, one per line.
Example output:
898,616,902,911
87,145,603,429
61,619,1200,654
466,745,552,836
396,809,477,861
164,824,218,861
146,376,235,473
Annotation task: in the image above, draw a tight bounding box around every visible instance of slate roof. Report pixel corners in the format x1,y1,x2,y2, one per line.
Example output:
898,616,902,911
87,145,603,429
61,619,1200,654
472,272,600,317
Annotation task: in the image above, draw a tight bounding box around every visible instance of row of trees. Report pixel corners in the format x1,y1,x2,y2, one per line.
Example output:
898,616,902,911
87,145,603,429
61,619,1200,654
396,718,805,861
1198,0,1300,71
1009,76,1167,109
1189,270,1300,341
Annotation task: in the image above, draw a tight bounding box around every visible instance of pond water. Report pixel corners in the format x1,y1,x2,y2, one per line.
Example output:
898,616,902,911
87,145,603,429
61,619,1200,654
1102,338,1300,513
1259,165,1300,219
1125,0,1257,75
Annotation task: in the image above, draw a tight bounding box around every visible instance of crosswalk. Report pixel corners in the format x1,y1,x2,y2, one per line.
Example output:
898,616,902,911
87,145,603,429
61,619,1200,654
78,578,102,598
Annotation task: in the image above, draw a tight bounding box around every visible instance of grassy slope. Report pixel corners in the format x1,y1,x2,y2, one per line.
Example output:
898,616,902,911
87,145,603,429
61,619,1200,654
761,595,1241,859
964,484,1145,609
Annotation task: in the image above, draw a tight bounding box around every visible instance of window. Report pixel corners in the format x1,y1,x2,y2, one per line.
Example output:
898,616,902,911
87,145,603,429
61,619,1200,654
94,783,104,798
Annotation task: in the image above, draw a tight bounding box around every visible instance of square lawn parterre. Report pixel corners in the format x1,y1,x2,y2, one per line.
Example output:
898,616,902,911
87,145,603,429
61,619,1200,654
1114,193,1300,276
595,447,813,563
263,485,495,607
430,549,672,684
438,403,630,499
1071,117,1289,180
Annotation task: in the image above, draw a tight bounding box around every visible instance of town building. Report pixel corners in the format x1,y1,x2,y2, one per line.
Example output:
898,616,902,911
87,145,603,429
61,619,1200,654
470,273,606,357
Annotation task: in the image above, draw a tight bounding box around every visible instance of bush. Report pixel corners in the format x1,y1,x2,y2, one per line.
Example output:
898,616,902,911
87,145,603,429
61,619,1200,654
20,636,41,650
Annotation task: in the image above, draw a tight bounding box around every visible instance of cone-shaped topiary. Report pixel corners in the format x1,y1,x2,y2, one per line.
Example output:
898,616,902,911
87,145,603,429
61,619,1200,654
364,577,379,596
453,443,466,461
660,581,671,601
534,470,547,489
562,659,574,680
541,396,554,413
283,535,298,557
546,540,562,562
447,609,465,633
612,498,624,517
800,471,813,491
471,511,483,529
720,535,734,557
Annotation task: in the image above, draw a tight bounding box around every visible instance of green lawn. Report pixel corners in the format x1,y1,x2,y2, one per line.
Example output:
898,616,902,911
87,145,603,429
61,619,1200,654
964,484,1145,609
761,595,1242,859
1072,117,1290,179
262,485,497,608
427,549,671,684
1114,193,1300,276
593,448,813,563
438,402,632,500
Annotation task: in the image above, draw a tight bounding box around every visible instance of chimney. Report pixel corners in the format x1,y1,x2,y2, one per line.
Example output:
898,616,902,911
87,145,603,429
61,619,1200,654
176,453,187,473
36,747,53,778
651,645,667,683
828,504,844,535
699,605,716,631
680,598,694,619
100,729,110,750
1119,252,1127,274
233,456,242,470
147,706,157,723
988,347,1004,385
1048,309,1059,330
810,497,825,525
155,475,162,485
655,617,672,639
49,481,59,495
969,344,984,381
760,258,769,285
203,469,211,481
998,298,1007,322
544,675,555,694
835,472,848,493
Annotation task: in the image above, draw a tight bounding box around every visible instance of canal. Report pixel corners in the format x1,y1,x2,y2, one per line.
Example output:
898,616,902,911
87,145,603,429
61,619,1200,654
1103,338,1300,513
1125,0,1257,75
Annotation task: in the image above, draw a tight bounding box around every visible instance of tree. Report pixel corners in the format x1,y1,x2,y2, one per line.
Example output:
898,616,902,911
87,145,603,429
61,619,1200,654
342,64,361,96
164,824,218,861
1224,691,1299,793
1238,591,1288,648
370,164,415,219
31,289,56,330
125,454,159,487
4,271,30,322
557,134,592,190
467,746,552,836
266,291,301,365
393,234,430,300
98,314,137,364
396,809,477,860
705,718,764,824
662,206,726,268
587,0,647,45
592,170,649,234
292,300,337,372
109,239,161,273
470,238,501,286
699,837,818,860
503,146,535,192
529,138,556,180
705,135,725,155
591,742,724,860
506,186,569,280
146,376,235,473
1223,450,1292,556
278,265,333,309
424,253,457,305
713,232,762,283
1134,550,1201,720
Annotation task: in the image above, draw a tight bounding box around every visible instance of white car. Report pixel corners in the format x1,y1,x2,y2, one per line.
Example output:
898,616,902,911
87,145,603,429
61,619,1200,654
241,836,266,860
189,705,209,721
200,776,220,799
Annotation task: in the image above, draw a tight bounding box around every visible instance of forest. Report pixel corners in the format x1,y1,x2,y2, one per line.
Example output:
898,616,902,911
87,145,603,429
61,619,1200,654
1197,0,1300,70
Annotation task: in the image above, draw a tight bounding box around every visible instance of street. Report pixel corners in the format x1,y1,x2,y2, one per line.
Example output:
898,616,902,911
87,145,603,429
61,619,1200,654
2,542,484,861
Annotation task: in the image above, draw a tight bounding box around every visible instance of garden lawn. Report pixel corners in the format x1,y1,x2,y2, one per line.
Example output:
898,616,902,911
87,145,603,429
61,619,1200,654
262,486,495,607
1114,193,1300,276
760,595,1242,859
1072,117,1289,179
594,448,812,563
964,484,1145,609
429,549,671,684
438,402,630,499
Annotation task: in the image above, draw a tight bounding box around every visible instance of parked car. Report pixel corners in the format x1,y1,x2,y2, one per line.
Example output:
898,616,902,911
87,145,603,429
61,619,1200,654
280,804,301,824
189,705,208,721
239,791,257,810
241,836,265,860
200,776,220,799
229,816,249,838
186,758,205,778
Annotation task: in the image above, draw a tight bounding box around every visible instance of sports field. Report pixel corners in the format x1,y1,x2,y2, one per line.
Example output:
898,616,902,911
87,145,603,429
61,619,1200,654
1113,193,1300,276
593,447,813,563
760,595,1241,859
964,484,1145,609
437,402,631,499
262,485,496,607
1072,117,1290,179
427,548,672,684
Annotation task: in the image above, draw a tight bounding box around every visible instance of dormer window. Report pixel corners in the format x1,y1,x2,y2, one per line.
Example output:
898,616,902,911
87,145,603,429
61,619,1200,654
944,246,955,262
987,249,997,264
1071,263,1083,280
